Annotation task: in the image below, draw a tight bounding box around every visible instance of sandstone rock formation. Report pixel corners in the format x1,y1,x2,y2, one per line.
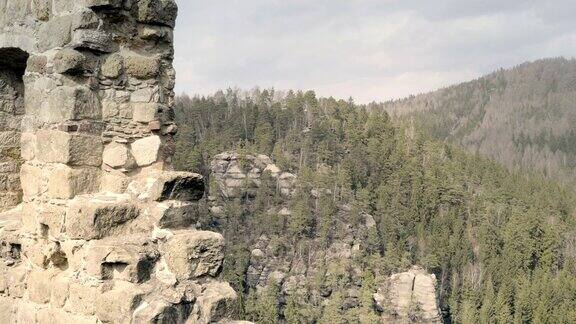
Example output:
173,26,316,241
0,1,240,323
374,266,442,323
210,152,296,199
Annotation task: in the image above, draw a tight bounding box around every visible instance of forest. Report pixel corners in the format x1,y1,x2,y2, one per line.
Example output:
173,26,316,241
174,88,576,323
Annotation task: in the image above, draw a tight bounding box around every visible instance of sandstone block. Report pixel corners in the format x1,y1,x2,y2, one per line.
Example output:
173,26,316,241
125,53,160,79
137,0,178,28
20,132,36,161
101,53,124,78
131,135,161,166
38,15,73,51
163,231,225,280
20,163,42,200
72,29,118,53
103,142,132,168
16,299,38,324
6,264,27,298
100,170,129,193
133,102,163,122
53,48,88,74
96,281,144,323
0,131,20,148
51,273,70,308
32,0,51,21
28,268,56,304
85,241,156,283
47,165,100,199
128,171,204,202
0,296,14,324
154,201,200,229
66,195,140,239
43,86,102,123
66,280,101,315
38,308,99,324
36,130,103,166
192,281,237,323
85,0,123,9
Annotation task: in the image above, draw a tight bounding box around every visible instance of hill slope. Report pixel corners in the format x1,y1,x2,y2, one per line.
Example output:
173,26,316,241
174,89,576,323
384,57,576,187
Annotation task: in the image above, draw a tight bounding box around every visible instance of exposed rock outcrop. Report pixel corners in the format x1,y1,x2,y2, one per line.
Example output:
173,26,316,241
374,266,442,323
210,152,297,199
0,1,242,323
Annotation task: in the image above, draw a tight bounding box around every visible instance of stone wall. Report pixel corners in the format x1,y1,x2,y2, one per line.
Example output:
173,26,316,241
0,53,26,211
0,1,241,323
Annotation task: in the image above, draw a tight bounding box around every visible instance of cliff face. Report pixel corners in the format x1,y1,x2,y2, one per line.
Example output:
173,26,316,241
0,1,241,323
208,151,442,323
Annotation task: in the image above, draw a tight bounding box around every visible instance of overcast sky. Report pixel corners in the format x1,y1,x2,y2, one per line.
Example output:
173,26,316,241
173,0,576,103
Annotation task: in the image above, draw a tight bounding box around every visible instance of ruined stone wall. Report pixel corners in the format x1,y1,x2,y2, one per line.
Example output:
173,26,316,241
0,1,241,323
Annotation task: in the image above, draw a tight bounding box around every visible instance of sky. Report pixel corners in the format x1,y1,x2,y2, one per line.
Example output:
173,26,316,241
173,0,576,103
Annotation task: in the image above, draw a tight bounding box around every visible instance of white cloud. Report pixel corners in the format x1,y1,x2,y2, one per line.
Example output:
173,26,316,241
173,0,576,103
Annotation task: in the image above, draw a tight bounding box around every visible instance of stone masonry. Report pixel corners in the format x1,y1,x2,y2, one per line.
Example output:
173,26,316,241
0,1,240,323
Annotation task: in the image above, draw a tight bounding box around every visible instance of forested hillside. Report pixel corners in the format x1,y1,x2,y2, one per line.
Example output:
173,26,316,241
384,57,576,187
174,89,576,323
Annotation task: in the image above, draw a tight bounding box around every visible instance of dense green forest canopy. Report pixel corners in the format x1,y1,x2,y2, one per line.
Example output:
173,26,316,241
174,88,576,323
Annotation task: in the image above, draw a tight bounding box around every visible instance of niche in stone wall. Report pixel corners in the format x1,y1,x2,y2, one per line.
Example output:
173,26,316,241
0,47,28,212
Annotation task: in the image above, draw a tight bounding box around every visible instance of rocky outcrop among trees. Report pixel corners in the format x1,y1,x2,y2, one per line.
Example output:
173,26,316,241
0,1,241,323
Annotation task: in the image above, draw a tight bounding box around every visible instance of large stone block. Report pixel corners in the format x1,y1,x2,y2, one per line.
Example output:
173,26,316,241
65,194,140,239
124,53,160,79
65,280,102,315
51,273,70,308
131,135,161,166
47,164,100,199
128,171,204,202
101,53,124,78
162,231,225,280
38,15,73,51
36,130,103,166
84,240,157,283
20,163,43,200
103,142,133,169
137,0,178,28
153,201,200,229
53,48,89,74
43,86,102,123
95,281,144,323
132,102,163,123
72,29,118,53
85,0,123,9
28,268,57,304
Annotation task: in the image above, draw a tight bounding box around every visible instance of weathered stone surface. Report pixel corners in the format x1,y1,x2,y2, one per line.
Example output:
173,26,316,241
47,165,100,199
211,152,296,199
96,281,144,323
191,281,237,323
85,0,123,9
374,266,442,323
38,15,73,51
133,102,162,122
101,53,123,78
36,130,103,166
137,0,178,28
163,231,225,280
154,200,200,229
128,171,204,202
124,53,160,79
66,194,140,239
72,29,118,53
103,142,132,168
131,135,161,166
0,2,241,323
